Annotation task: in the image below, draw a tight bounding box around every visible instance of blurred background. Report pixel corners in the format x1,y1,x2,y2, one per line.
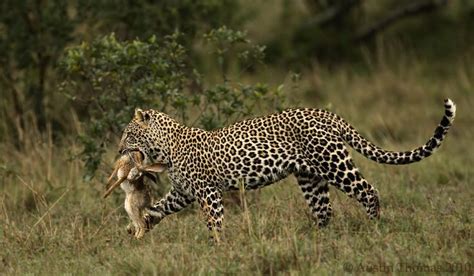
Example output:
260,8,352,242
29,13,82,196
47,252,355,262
1,0,472,170
1,0,472,150
0,1,472,274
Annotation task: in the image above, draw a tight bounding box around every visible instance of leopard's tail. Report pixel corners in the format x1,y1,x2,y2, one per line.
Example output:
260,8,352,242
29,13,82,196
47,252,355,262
341,99,456,165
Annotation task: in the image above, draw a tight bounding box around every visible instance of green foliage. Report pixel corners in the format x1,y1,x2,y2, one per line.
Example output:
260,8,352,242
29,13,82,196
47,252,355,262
204,26,266,77
60,28,286,179
0,0,241,145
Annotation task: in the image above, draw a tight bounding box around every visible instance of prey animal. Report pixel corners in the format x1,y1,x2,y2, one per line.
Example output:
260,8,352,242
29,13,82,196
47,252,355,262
104,151,165,239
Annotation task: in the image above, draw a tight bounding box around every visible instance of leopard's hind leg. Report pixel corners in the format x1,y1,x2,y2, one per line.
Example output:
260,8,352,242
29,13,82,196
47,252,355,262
196,186,224,243
306,140,380,220
295,172,333,227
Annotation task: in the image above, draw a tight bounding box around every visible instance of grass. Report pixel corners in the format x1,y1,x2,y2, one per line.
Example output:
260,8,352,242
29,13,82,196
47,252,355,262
1,52,473,275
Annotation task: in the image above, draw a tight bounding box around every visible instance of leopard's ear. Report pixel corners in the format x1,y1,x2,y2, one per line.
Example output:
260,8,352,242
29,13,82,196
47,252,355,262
134,108,144,122
134,108,151,125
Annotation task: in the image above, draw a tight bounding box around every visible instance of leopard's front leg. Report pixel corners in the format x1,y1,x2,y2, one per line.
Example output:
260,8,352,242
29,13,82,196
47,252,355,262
197,186,224,244
145,187,195,230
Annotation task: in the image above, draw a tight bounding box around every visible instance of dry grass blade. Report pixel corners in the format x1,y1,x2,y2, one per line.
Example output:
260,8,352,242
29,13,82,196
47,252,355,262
239,179,253,237
27,188,70,240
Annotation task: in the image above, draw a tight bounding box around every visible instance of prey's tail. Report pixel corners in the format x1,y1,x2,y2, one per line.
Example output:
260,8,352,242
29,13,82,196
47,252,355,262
342,99,456,165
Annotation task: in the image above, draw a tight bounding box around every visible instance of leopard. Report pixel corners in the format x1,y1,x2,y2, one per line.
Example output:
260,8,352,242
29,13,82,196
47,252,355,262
117,99,456,241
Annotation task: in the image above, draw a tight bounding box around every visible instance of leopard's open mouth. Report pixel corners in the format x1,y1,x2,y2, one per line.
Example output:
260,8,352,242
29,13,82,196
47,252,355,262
121,148,144,160
120,147,139,155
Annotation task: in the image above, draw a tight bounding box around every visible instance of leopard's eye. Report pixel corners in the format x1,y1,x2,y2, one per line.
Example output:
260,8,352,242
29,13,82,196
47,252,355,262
126,135,137,145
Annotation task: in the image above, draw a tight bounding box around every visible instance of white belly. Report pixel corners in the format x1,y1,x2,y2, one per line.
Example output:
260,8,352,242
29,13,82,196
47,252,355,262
121,181,135,218
120,181,135,193
124,194,133,218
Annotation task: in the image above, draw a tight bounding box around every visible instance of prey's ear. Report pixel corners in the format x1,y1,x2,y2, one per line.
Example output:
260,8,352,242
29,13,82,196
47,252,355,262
141,163,167,173
134,108,151,125
130,151,144,166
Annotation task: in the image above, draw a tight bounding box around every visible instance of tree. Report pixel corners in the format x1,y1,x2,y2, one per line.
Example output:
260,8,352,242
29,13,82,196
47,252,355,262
0,0,240,145
0,0,76,144
268,0,451,63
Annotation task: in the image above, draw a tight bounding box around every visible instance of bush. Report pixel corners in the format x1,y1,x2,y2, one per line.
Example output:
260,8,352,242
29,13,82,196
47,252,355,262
60,27,286,180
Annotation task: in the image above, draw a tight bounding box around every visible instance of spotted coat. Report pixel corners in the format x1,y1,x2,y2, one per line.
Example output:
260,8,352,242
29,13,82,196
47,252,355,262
118,99,456,239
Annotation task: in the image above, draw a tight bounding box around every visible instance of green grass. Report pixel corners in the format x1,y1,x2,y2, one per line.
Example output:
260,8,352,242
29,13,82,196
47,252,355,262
1,54,473,275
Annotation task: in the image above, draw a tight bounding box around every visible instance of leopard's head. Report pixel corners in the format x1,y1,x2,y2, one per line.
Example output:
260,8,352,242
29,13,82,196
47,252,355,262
119,109,173,165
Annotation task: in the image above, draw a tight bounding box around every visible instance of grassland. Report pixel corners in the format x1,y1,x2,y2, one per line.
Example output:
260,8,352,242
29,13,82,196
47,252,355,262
1,51,473,275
